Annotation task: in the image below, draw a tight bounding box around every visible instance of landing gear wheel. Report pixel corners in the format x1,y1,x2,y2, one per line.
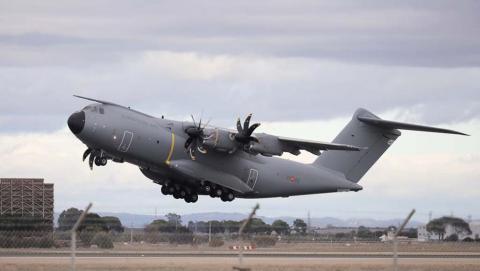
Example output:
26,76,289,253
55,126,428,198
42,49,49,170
179,190,187,198
189,193,198,203
173,191,180,199
161,186,168,195
214,188,223,197
100,157,107,166
168,186,175,194
204,185,211,193
94,157,102,166
225,192,235,201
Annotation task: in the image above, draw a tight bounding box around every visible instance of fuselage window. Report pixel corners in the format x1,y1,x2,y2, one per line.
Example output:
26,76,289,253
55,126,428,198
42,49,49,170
99,107,104,114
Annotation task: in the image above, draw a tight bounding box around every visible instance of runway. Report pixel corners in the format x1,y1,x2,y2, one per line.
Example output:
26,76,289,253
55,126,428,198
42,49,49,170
1,250,480,258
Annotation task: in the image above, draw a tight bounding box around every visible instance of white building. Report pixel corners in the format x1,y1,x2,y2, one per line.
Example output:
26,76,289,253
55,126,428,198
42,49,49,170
417,220,480,241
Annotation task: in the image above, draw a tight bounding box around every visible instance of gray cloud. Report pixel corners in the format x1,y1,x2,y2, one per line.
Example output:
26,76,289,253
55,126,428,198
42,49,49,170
0,0,479,132
1,0,479,67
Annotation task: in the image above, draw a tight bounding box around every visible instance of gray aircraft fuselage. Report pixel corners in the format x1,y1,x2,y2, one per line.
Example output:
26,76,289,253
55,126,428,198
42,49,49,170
68,98,466,203
69,103,361,201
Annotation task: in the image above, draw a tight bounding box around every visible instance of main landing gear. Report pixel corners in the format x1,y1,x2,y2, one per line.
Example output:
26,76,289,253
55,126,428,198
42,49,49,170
203,181,235,202
158,181,236,203
160,183,199,203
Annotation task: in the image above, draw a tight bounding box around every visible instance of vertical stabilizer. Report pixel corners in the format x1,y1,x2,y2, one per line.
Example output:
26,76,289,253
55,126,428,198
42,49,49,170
314,108,467,183
314,108,400,183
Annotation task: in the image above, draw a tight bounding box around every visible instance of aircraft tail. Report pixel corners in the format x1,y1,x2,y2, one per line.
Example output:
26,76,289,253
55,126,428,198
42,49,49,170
313,108,467,183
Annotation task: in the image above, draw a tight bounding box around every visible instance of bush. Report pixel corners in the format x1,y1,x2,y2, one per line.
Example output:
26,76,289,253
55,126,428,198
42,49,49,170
192,235,209,245
445,234,459,242
35,235,55,248
78,231,96,247
462,237,474,242
209,237,224,247
168,232,194,244
91,232,114,249
252,236,277,247
0,232,54,248
145,232,169,243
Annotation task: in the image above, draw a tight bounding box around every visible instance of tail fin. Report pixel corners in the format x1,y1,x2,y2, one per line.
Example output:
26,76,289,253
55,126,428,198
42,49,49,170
314,108,467,183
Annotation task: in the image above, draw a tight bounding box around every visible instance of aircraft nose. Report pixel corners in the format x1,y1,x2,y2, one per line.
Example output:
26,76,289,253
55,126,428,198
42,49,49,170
68,111,85,134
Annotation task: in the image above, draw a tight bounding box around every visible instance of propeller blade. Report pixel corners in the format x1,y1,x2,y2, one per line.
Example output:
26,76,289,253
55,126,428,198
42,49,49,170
189,146,196,160
88,153,95,170
191,114,197,127
244,114,252,133
203,118,212,129
184,137,194,149
82,148,92,161
197,145,207,154
247,123,261,136
236,118,243,134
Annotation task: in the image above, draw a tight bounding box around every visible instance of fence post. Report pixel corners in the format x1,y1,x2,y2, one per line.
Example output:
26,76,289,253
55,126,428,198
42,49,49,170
233,203,260,271
71,203,92,271
393,209,415,271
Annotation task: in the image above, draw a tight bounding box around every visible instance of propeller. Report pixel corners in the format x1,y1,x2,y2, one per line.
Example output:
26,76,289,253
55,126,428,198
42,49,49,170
184,115,210,160
234,114,260,145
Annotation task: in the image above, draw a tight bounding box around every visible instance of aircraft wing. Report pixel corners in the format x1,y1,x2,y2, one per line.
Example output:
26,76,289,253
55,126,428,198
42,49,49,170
167,160,253,193
277,136,362,156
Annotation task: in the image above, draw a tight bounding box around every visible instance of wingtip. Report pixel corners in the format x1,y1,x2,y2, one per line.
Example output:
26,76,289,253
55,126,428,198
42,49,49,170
449,130,469,136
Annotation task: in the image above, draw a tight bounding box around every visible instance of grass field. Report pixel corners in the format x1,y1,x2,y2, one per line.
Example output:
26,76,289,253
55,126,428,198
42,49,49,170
1,257,480,271
1,242,479,271
2,241,480,254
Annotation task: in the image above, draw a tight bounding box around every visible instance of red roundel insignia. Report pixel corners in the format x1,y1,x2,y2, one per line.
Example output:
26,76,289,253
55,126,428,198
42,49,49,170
289,176,296,183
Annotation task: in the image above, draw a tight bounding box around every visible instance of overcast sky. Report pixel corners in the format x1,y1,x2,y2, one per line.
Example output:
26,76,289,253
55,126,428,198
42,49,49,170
0,1,479,223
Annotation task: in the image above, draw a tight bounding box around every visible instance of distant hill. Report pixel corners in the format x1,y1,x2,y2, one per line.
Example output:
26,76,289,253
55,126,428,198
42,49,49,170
93,211,423,228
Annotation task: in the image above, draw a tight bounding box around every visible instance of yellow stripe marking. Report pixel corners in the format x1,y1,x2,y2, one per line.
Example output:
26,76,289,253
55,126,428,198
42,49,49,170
165,131,175,165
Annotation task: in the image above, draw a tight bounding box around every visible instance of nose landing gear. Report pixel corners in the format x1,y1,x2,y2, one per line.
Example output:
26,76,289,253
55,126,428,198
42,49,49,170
83,148,110,169
94,156,108,166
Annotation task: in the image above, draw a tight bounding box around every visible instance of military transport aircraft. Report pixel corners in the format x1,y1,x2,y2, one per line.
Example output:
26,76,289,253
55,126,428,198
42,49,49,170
68,95,467,203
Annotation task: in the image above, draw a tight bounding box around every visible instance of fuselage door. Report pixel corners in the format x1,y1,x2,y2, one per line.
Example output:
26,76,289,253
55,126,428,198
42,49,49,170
245,169,258,189
118,131,134,152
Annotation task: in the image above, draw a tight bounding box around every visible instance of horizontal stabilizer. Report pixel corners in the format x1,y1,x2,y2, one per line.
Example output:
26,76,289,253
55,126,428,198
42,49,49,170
357,116,469,136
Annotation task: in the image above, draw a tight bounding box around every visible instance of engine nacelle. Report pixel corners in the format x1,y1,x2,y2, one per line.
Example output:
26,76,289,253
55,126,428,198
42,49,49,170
248,133,283,156
202,128,238,153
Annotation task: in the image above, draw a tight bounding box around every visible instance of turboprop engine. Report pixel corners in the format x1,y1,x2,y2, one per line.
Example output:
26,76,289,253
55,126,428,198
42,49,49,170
202,128,238,153
248,133,283,156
